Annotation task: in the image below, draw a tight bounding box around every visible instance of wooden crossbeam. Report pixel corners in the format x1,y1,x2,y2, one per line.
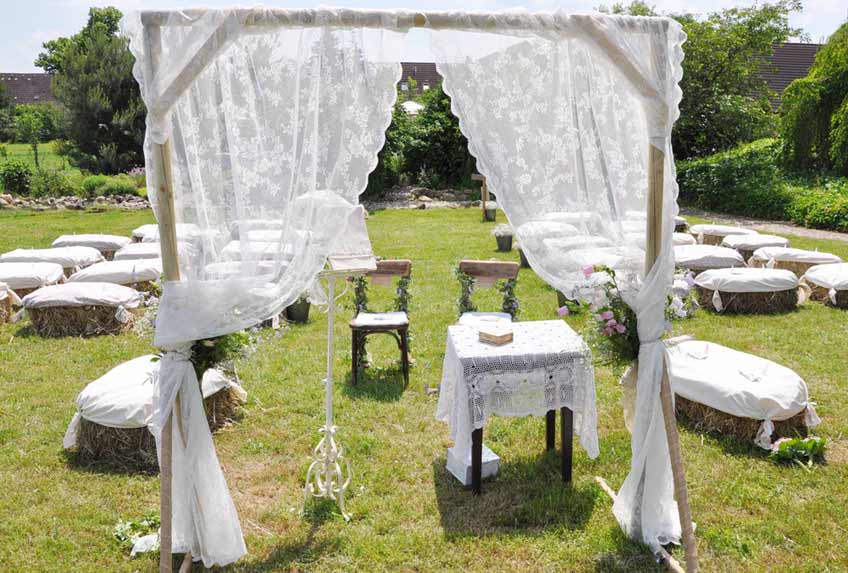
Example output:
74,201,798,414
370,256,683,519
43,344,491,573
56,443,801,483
459,259,519,280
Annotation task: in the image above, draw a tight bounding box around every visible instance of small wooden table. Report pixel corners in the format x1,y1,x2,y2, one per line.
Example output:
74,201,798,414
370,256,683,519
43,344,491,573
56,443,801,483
437,320,599,494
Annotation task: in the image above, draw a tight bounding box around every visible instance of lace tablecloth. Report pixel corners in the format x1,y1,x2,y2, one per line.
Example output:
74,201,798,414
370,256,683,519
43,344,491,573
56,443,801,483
436,320,599,459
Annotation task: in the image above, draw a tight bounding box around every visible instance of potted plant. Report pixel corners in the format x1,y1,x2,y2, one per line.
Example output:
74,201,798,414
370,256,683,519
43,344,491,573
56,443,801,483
483,201,498,222
491,224,513,252
285,294,311,323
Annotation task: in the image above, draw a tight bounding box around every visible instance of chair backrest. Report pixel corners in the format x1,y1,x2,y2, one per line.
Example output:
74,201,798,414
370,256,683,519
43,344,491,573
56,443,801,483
458,260,518,283
368,259,412,283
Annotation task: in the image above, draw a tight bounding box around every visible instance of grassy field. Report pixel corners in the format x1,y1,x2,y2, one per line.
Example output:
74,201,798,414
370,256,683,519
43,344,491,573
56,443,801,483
1,207,847,572
0,141,77,173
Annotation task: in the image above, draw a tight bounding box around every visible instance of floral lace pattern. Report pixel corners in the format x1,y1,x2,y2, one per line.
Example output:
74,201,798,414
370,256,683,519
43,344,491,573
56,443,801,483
437,321,598,459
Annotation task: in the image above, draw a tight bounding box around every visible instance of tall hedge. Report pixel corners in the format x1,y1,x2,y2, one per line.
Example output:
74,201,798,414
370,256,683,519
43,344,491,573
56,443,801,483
781,22,848,174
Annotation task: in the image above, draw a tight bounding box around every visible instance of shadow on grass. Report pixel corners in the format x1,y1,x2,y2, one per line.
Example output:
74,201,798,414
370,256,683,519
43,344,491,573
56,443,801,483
232,499,342,572
592,526,666,572
61,448,159,477
432,451,599,539
341,365,406,402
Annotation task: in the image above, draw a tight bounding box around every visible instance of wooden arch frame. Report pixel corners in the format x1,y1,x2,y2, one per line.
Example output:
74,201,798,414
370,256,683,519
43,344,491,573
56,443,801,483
138,9,696,572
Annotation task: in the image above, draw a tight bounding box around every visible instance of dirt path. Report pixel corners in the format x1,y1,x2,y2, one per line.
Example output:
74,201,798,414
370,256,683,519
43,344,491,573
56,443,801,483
681,207,848,243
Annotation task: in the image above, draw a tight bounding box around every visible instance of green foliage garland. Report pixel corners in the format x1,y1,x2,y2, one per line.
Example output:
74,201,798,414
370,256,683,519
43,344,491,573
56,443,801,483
351,270,413,372
498,278,519,319
455,268,477,317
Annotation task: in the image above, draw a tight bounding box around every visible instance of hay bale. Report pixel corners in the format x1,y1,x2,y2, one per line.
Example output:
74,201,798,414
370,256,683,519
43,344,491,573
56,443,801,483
28,305,136,337
676,396,807,443
750,258,820,277
75,418,159,472
74,385,245,471
807,284,848,308
0,295,11,324
695,286,798,313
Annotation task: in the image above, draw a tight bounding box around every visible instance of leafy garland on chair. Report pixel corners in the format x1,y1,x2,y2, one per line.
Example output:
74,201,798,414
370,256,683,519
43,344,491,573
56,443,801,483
455,266,519,319
350,272,412,372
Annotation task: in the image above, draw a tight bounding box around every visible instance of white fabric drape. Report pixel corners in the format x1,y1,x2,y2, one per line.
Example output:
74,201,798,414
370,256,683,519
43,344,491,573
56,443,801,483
124,7,687,562
431,12,686,551
123,13,402,567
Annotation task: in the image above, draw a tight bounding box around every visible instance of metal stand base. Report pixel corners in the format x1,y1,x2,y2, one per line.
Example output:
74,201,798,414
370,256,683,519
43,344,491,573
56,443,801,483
304,420,352,521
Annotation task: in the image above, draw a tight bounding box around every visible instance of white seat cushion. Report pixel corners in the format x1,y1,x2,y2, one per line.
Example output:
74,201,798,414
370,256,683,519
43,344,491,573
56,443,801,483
667,339,818,448
21,282,142,309
673,232,696,246
721,233,789,251
52,234,131,252
458,311,512,328
752,247,842,266
674,244,745,270
695,267,799,293
0,262,65,290
352,311,409,328
690,224,758,240
803,262,848,291
68,259,162,285
0,246,104,269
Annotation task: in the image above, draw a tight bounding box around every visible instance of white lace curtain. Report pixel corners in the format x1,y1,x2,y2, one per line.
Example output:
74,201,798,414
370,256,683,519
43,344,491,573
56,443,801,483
123,8,686,566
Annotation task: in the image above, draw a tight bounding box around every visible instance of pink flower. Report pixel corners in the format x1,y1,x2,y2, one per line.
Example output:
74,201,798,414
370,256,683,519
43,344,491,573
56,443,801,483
615,324,626,334
557,306,570,317
606,318,617,328
581,265,594,278
601,327,613,337
600,310,614,321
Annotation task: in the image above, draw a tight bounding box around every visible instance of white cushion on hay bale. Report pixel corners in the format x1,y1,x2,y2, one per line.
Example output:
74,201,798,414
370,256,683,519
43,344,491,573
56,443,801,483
542,234,614,251
541,211,603,232
131,223,158,242
114,242,196,262
690,223,758,245
674,215,688,231
22,282,142,336
229,218,284,239
68,259,162,289
720,233,789,261
802,262,848,307
694,267,804,312
515,221,581,252
203,261,281,279
63,354,247,450
0,246,104,276
666,339,820,449
0,262,65,297
138,222,202,243
554,246,644,273
673,232,696,246
751,247,842,275
674,244,745,274
51,234,131,259
221,240,296,261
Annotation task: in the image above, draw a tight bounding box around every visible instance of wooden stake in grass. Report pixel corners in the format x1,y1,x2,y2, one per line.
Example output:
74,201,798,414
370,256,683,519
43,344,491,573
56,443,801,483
646,144,699,572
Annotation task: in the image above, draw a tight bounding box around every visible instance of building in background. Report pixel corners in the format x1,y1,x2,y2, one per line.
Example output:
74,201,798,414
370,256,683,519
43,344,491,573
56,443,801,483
757,42,821,108
0,73,54,105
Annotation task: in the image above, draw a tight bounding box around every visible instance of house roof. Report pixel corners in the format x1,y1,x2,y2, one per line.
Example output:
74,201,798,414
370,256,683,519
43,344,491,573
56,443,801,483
399,62,441,94
758,42,821,106
0,73,55,105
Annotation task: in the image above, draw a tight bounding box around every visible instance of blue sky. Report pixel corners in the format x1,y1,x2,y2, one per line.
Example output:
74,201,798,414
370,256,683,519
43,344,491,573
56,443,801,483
2,0,845,72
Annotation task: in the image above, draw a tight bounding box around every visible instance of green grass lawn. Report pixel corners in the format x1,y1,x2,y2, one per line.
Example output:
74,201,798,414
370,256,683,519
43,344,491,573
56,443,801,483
1,207,847,572
0,141,78,174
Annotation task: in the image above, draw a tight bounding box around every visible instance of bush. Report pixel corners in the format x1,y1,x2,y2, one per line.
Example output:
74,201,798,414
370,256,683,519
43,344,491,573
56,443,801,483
0,159,33,195
677,138,793,219
80,174,109,197
30,169,79,198
786,181,848,232
99,175,138,196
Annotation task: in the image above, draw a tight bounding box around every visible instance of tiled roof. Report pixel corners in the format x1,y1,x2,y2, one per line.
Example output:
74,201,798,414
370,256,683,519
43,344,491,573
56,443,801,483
399,62,442,94
0,73,55,105
757,42,821,107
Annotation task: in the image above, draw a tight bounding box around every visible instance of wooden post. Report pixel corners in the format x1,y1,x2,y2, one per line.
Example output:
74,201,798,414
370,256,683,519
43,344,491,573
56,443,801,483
145,21,183,573
646,145,698,572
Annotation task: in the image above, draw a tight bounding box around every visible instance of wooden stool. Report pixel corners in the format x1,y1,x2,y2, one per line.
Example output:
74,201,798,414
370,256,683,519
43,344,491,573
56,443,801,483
349,259,412,385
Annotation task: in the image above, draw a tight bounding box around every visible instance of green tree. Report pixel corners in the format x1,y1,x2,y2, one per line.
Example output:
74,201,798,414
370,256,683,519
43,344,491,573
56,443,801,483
14,107,45,168
0,83,14,142
781,21,848,173
35,7,143,173
605,1,803,159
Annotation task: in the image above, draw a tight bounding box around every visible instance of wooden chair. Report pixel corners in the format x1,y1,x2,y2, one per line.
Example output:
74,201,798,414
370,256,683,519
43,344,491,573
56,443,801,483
456,259,520,325
349,259,412,386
